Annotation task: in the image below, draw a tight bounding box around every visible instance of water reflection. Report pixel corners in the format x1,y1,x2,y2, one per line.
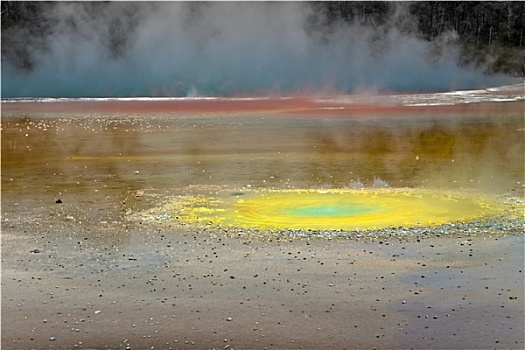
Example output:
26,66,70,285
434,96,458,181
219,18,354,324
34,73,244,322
2,111,523,208
304,116,523,191
2,115,142,172
1,115,147,239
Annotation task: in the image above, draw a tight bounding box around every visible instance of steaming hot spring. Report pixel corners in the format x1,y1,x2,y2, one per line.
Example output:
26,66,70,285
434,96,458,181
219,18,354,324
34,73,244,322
144,188,506,233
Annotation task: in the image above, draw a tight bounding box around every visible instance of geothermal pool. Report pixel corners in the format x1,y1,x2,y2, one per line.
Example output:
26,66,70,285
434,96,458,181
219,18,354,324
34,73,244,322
163,188,503,231
2,86,524,236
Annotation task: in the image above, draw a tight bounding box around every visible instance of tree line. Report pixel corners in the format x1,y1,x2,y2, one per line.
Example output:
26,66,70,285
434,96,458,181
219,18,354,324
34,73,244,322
311,1,524,76
312,1,523,47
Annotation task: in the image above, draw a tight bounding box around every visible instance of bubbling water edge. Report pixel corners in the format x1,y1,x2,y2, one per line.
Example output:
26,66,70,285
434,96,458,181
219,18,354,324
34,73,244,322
137,187,518,237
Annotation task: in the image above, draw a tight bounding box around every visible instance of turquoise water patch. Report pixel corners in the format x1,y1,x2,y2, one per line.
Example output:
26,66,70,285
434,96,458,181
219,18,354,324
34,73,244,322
283,204,378,218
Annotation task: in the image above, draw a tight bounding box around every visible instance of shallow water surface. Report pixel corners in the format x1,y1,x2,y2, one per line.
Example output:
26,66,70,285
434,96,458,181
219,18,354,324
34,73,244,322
2,98,523,231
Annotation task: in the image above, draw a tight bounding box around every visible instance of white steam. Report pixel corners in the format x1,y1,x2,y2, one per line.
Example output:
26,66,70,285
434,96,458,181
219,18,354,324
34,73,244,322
1,2,514,97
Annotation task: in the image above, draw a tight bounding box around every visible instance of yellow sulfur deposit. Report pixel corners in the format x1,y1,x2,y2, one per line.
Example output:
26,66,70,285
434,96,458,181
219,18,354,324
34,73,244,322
166,188,503,231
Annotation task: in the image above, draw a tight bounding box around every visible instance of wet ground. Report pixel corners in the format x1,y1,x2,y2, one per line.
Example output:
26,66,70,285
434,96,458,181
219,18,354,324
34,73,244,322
1,89,524,349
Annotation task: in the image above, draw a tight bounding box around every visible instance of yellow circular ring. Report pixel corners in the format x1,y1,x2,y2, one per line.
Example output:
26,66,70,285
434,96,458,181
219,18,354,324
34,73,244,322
172,189,502,231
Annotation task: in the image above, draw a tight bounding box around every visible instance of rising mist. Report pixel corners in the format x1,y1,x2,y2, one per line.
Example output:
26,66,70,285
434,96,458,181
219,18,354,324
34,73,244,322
1,2,516,98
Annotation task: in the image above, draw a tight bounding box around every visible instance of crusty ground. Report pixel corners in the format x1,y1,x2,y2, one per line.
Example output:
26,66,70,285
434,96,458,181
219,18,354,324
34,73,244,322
1,198,523,349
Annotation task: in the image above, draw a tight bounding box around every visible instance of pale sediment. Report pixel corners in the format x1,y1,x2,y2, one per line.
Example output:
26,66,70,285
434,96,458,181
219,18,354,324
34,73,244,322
144,215,524,242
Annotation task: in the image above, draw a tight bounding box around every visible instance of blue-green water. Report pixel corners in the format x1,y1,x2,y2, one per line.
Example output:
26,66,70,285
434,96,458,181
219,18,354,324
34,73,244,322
284,204,378,218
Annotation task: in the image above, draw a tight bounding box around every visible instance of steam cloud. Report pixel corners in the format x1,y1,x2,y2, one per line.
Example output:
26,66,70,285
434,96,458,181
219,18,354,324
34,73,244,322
1,2,515,98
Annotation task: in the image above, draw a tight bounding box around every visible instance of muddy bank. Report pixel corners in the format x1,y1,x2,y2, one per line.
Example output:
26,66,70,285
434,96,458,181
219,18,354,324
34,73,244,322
1,185,523,349
2,206,523,349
